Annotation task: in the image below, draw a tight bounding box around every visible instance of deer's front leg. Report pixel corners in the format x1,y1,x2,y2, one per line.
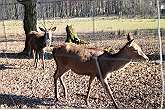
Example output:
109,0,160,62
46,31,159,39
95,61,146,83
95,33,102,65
28,47,32,57
32,49,35,58
101,77,118,109
34,51,39,68
41,49,45,69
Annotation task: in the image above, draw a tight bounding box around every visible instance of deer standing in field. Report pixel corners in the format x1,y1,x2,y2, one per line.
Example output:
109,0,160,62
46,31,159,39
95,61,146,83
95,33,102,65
28,26,56,69
52,34,149,108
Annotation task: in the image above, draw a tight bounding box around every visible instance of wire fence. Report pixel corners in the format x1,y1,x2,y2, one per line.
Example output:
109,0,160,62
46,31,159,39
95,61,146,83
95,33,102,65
0,0,165,109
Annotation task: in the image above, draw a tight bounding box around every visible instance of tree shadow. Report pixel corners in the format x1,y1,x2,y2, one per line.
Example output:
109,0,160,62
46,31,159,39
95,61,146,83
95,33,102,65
0,52,53,60
147,53,165,61
0,52,27,59
0,64,20,70
75,93,99,101
0,39,25,43
0,94,55,108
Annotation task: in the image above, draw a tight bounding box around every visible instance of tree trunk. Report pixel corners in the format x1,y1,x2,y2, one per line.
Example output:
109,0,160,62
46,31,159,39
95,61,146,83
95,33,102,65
17,0,37,55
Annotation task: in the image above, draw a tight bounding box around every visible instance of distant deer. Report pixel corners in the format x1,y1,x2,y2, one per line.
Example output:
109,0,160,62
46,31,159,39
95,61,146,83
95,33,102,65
52,34,149,108
28,26,56,69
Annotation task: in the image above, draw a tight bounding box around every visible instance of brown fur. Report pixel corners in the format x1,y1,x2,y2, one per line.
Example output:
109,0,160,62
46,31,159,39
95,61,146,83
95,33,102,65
52,34,149,108
29,31,44,37
28,31,45,51
27,31,43,45
53,43,103,62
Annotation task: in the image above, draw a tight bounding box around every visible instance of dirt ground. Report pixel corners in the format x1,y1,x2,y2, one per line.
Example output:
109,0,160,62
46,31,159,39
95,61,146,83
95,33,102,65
0,33,165,109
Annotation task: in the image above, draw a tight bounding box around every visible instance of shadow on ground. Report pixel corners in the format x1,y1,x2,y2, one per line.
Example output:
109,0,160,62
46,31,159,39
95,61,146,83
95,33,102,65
0,64,20,70
0,52,53,59
0,94,55,108
147,54,165,61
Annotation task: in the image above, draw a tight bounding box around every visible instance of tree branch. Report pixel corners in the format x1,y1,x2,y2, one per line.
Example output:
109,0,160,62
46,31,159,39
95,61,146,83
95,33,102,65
17,0,26,5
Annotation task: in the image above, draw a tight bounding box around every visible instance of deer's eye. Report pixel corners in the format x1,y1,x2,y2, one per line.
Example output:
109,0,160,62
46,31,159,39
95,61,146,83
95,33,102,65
132,50,138,53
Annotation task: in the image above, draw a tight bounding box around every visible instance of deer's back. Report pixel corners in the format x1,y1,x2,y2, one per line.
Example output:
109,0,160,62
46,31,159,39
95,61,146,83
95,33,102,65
53,43,103,61
52,43,103,75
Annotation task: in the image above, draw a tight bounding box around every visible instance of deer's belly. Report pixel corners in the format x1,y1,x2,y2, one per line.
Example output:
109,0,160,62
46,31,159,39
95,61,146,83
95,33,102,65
67,60,97,76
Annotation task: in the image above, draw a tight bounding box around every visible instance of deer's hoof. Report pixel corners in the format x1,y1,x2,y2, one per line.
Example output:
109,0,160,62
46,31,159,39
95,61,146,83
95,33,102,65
85,98,89,106
54,97,59,103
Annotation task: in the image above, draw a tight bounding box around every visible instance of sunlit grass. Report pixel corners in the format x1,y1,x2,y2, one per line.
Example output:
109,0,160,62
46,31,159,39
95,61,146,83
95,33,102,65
0,17,165,36
38,18,165,33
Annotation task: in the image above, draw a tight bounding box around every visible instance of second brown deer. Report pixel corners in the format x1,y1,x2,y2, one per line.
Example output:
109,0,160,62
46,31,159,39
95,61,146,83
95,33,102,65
28,26,56,69
52,34,149,108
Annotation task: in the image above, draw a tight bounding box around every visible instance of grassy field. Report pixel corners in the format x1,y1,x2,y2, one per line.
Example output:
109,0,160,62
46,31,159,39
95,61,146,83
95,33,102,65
0,17,165,36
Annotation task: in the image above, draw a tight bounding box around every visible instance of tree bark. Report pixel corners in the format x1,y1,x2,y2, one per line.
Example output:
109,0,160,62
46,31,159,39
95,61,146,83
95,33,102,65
17,0,37,55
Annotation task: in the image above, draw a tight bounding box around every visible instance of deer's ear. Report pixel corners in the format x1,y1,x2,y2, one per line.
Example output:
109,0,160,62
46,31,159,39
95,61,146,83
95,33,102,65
51,27,56,31
127,32,134,41
128,39,134,47
39,27,45,32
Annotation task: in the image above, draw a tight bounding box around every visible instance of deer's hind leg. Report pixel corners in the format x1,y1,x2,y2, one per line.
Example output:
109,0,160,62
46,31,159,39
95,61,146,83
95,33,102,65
86,75,95,105
54,66,69,101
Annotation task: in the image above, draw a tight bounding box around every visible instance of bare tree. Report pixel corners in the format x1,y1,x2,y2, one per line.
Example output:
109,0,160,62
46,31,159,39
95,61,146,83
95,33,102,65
17,0,37,55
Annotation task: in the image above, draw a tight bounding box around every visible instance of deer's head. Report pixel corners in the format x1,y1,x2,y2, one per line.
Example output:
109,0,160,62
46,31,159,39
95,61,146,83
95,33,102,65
122,33,149,61
39,26,56,46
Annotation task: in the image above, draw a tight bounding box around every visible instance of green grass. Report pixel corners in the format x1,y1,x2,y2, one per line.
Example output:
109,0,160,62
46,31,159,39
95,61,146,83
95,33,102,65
0,17,165,36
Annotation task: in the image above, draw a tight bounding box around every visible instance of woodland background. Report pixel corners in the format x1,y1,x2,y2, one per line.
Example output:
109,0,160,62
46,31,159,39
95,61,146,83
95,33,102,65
0,0,165,20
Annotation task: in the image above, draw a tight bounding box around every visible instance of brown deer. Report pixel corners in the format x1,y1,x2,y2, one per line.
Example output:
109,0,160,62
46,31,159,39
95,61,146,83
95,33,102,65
52,34,149,108
28,26,56,69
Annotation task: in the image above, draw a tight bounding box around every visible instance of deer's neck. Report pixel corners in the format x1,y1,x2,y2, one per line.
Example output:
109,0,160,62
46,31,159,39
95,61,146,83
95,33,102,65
98,49,132,78
110,48,132,63
112,52,131,68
